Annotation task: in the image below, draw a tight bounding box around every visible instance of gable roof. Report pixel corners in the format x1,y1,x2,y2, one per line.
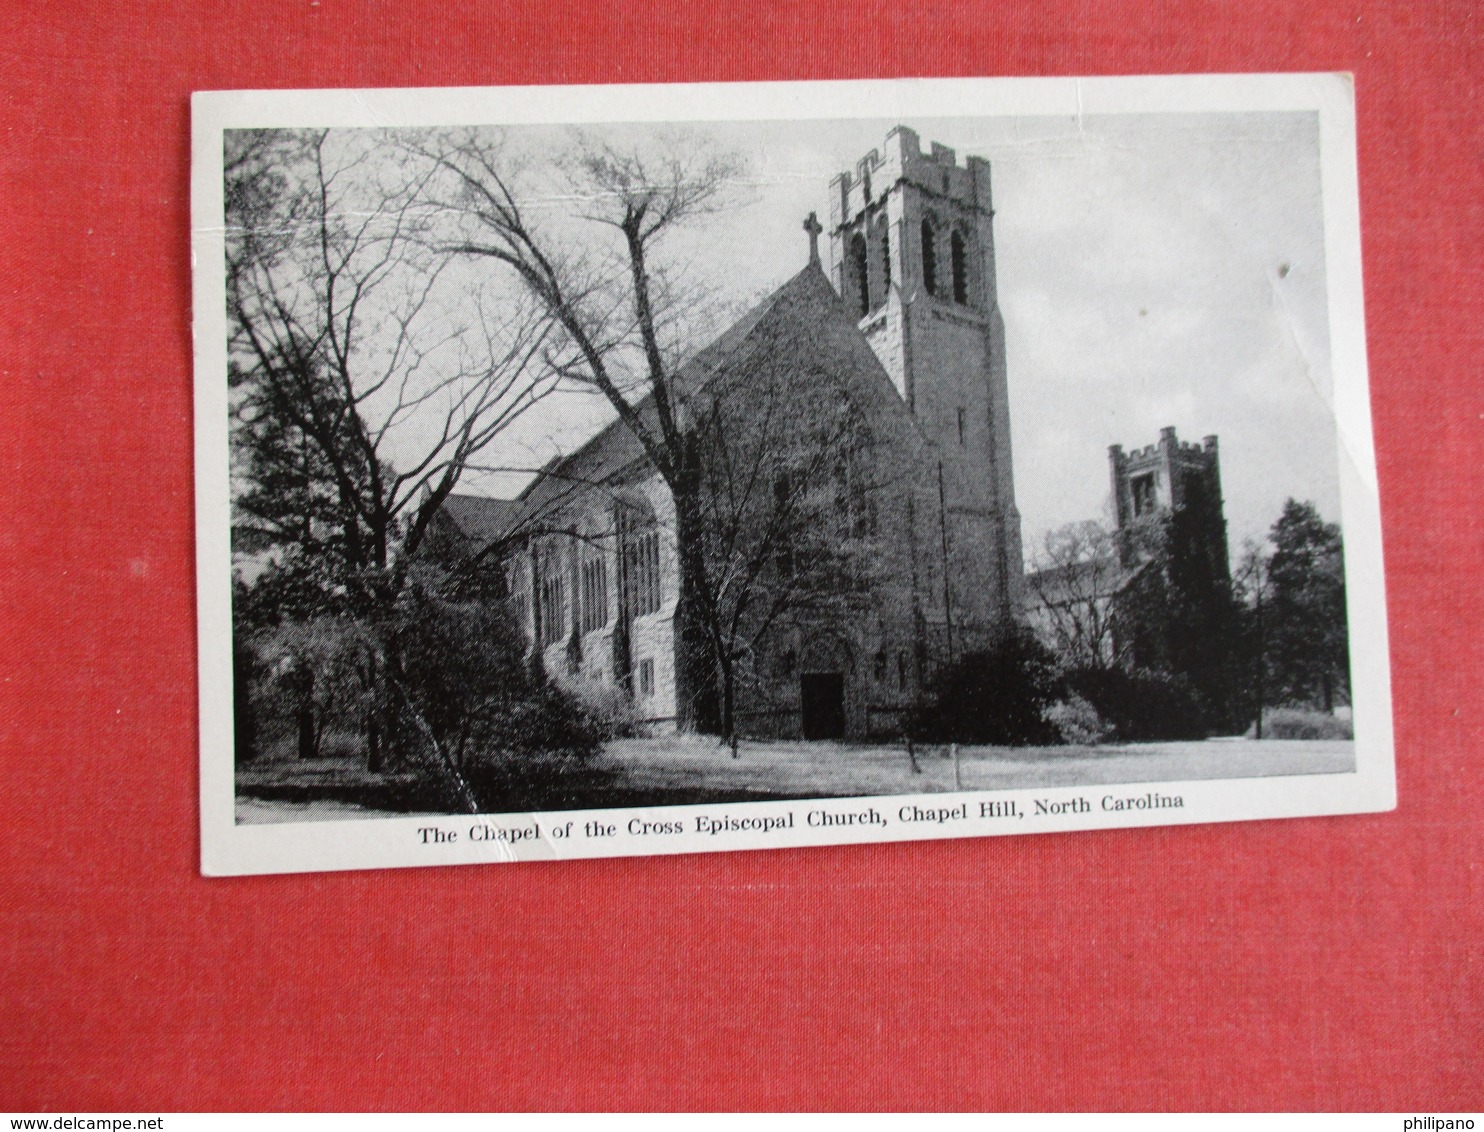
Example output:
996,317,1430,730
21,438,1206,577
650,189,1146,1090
461,260,927,541
1023,556,1151,608
437,493,522,548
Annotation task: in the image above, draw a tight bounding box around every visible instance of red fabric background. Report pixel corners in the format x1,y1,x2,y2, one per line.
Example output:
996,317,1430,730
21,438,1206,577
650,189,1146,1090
1,0,1479,1112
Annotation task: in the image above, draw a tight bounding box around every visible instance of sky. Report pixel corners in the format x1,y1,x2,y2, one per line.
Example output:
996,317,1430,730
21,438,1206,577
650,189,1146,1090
408,112,1343,563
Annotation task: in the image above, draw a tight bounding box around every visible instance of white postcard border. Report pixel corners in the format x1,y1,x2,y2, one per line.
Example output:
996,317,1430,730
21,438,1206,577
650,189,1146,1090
193,73,1394,877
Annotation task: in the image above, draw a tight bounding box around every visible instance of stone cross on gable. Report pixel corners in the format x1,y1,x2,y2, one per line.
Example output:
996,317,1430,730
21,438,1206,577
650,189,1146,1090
803,211,823,266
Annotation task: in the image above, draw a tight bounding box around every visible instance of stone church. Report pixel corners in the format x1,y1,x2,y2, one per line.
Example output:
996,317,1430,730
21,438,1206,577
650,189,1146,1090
436,127,1025,740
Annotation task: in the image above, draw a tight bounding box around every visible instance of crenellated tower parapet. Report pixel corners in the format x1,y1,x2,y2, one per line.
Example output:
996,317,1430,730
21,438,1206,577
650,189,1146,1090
1110,426,1230,582
828,126,1022,636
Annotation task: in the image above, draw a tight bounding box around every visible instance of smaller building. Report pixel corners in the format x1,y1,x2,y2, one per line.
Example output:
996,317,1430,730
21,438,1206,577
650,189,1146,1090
1109,426,1229,580
1025,425,1232,681
1022,550,1150,672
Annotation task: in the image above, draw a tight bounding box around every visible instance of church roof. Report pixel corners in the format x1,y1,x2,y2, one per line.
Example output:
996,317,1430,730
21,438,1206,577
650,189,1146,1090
502,261,870,534
680,263,834,381
1022,557,1150,608
438,493,522,547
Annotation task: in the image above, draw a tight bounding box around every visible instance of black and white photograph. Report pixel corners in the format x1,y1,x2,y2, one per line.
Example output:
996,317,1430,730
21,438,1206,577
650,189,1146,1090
193,75,1394,874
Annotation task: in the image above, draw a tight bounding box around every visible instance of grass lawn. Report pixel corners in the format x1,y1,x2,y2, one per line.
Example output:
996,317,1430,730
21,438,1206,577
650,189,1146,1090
596,734,1354,798
236,756,429,809
237,733,1355,823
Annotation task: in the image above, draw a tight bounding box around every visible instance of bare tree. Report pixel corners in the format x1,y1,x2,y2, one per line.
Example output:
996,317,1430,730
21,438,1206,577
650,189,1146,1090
227,128,564,787
1027,520,1128,671
418,127,748,732
226,128,558,605
687,333,898,752
1232,537,1271,737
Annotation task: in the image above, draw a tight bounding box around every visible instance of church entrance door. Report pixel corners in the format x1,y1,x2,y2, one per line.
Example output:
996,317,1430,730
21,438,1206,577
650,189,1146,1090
800,673,846,740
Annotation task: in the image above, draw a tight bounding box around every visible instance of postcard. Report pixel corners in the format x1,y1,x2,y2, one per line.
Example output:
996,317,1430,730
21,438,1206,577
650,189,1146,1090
193,73,1393,875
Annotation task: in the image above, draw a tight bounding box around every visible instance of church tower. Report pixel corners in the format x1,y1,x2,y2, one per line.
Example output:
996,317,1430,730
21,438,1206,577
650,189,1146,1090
1109,426,1231,584
828,127,1023,631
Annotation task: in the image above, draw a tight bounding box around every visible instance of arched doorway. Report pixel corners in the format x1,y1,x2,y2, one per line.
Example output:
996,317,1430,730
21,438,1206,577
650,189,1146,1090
800,673,846,740
799,632,853,741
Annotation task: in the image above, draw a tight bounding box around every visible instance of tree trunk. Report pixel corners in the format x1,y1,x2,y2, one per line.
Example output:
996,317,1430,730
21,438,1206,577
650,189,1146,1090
672,477,720,734
288,662,317,759
611,504,634,694
363,646,386,773
720,652,737,757
297,702,316,760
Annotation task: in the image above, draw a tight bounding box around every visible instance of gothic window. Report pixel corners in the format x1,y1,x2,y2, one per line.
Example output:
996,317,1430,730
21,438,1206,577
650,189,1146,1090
1131,473,1158,518
921,218,938,296
628,530,661,616
874,213,891,306
873,649,888,683
957,407,967,446
539,563,565,645
618,505,663,618
897,652,909,692
637,658,655,699
878,216,890,296
506,562,529,639
951,229,969,304
849,231,870,317
580,555,609,633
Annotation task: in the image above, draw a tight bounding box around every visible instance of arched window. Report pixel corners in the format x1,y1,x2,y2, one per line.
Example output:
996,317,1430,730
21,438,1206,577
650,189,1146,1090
921,218,937,297
580,554,609,633
538,552,566,645
617,502,663,618
630,530,661,616
951,230,969,304
874,213,891,305
849,232,870,317
507,561,530,641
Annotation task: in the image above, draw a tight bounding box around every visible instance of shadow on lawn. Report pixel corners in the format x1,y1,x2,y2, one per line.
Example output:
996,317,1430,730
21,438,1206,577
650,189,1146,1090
236,752,817,815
